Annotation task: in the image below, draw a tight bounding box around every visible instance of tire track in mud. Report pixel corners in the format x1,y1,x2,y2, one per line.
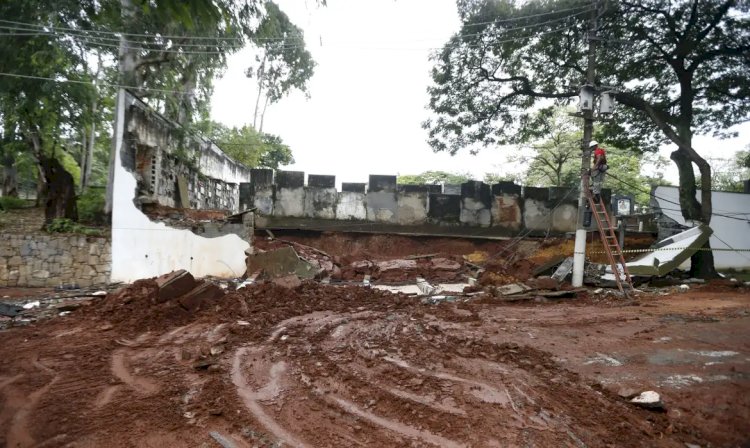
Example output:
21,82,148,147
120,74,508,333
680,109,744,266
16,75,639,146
111,350,160,395
227,309,673,447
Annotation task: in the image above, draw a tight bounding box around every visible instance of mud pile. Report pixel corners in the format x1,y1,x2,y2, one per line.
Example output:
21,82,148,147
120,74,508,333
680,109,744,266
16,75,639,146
0,275,695,448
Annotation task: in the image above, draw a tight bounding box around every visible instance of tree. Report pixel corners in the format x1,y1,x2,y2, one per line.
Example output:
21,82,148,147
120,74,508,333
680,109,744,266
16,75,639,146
397,171,473,185
699,150,750,192
511,109,581,187
248,1,316,131
198,121,294,169
425,0,750,277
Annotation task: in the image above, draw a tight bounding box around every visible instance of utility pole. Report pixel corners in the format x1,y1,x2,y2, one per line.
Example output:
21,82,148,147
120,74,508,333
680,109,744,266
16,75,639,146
572,0,600,287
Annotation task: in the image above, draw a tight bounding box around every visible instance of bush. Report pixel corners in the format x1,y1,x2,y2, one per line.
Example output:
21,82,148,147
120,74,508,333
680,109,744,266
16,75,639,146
46,218,104,236
77,188,106,225
0,196,29,210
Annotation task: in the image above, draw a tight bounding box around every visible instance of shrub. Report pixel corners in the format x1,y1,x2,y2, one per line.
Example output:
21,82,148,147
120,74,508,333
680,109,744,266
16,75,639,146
0,196,29,210
46,218,104,236
77,188,106,225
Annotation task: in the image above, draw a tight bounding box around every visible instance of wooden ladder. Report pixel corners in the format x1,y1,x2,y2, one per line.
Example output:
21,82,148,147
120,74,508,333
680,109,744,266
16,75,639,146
586,192,634,295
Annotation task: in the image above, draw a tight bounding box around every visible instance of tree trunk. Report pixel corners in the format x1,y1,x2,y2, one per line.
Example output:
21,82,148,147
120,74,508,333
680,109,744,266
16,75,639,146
253,55,267,129
2,156,18,197
259,94,270,133
40,155,78,224
671,133,717,279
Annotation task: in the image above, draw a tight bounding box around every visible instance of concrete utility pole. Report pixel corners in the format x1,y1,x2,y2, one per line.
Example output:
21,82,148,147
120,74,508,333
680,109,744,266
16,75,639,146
105,0,138,217
572,0,600,287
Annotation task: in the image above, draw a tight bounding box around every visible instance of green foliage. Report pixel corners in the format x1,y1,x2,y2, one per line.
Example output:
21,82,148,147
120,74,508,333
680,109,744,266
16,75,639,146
425,0,750,155
197,120,294,169
77,188,106,224
698,151,750,192
0,196,29,210
250,1,316,103
398,171,473,185
45,218,103,236
483,172,521,184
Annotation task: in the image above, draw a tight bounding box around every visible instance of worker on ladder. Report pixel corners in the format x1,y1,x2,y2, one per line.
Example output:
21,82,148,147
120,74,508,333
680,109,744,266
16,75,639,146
589,140,608,202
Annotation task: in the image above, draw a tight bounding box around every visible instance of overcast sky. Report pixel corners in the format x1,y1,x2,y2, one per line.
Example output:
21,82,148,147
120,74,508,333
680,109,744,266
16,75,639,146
210,0,750,187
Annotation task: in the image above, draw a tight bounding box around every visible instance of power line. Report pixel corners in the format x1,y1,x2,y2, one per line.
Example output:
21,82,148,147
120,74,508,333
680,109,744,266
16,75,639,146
0,10,590,54
0,71,194,95
0,5,591,42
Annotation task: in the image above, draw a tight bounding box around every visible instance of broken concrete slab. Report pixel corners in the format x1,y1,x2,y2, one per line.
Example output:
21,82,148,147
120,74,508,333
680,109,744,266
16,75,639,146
495,283,533,296
624,225,713,277
430,258,462,271
246,246,319,279
178,283,225,312
532,255,567,277
551,257,574,281
155,270,197,303
376,259,418,271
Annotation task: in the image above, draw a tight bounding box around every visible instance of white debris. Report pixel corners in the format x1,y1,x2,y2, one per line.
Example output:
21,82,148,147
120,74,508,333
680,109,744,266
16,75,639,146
630,391,664,409
91,291,108,297
690,350,739,358
584,353,623,367
679,284,690,291
23,301,40,309
662,374,703,388
236,320,250,326
59,311,71,316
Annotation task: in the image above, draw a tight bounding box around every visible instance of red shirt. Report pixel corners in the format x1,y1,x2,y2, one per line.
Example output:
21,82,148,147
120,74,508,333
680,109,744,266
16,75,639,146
594,147,605,158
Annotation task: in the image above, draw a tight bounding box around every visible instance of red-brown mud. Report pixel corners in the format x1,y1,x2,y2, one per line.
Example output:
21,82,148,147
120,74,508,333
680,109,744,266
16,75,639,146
0,281,748,447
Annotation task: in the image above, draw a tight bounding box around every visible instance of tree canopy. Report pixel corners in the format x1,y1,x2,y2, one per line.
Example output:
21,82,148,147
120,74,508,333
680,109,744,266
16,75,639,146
425,0,750,276
397,170,473,185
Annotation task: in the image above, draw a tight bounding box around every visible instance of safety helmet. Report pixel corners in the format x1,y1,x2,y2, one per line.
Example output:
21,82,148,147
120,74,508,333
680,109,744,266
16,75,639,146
589,140,598,147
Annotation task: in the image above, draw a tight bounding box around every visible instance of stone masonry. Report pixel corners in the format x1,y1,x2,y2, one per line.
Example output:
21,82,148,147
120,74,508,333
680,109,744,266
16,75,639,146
0,233,111,288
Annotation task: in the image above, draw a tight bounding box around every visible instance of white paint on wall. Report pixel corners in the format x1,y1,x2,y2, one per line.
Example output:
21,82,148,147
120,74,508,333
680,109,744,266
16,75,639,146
336,192,367,220
653,186,750,269
111,90,250,283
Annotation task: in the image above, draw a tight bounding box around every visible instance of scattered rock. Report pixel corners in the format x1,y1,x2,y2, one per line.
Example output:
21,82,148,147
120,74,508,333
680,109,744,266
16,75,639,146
155,269,197,303
271,275,302,289
617,387,639,399
630,391,665,410
529,276,559,290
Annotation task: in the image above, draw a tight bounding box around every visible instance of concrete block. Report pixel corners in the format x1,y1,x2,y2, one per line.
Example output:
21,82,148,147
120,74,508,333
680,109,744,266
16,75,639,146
250,168,274,187
443,184,461,195
491,182,522,196
155,269,197,303
523,197,552,231
460,181,492,227
492,194,522,230
336,191,367,220
367,175,397,193
397,192,428,225
428,194,460,222
178,282,225,312
305,186,337,219
366,191,398,223
275,184,306,218
398,184,441,194
276,170,305,188
308,174,335,188
342,183,366,193
523,186,549,202
551,204,577,233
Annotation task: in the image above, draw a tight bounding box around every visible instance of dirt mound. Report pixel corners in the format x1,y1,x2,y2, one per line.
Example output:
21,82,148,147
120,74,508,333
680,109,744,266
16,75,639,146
0,275,701,447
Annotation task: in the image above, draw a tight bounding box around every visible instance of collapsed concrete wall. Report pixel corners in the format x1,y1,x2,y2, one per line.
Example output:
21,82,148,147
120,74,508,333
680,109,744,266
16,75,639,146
111,91,252,283
652,186,750,270
244,170,606,237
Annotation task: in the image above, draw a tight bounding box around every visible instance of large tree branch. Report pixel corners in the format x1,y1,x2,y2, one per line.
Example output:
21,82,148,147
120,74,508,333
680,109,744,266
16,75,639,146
688,44,750,71
614,92,686,150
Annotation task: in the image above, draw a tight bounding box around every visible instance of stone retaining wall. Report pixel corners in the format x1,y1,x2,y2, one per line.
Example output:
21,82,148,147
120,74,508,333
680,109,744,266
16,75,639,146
0,233,111,288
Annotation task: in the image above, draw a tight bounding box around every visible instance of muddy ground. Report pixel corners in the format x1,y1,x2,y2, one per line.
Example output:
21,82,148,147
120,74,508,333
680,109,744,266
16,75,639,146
1,279,748,448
